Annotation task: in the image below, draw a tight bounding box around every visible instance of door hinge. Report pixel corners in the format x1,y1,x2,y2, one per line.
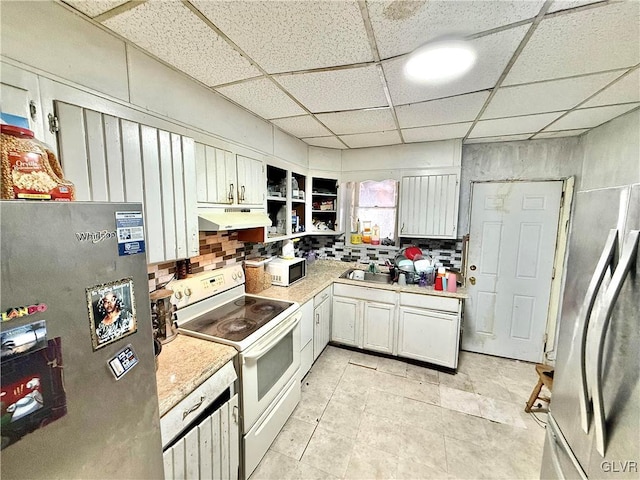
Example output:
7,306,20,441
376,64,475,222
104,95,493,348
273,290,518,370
552,266,555,279
48,113,59,133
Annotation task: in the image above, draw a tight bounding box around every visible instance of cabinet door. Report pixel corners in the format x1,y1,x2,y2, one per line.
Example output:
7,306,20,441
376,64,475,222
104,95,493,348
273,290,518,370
331,296,360,347
397,306,460,368
314,296,331,360
196,144,235,205
236,154,264,205
400,174,458,238
362,301,395,354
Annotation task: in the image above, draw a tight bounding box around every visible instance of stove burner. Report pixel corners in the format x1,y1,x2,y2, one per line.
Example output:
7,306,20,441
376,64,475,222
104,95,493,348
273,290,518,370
234,298,257,307
218,318,257,334
250,303,278,314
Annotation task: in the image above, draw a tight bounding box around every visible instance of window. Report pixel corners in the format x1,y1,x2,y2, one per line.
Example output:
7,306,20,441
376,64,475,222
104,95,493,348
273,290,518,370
341,180,398,245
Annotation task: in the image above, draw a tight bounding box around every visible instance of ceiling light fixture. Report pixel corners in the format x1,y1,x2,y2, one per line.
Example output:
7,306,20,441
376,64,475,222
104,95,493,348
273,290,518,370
404,38,477,83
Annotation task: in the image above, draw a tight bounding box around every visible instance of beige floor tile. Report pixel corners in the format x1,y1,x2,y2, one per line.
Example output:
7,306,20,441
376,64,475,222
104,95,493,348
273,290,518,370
341,363,379,388
399,424,447,471
439,385,482,417
406,362,439,384
403,377,440,406
270,417,317,460
377,356,408,377
365,387,404,420
445,436,519,479
476,395,526,428
304,360,346,390
319,397,364,439
320,345,353,365
344,442,399,479
300,426,355,478
350,351,379,369
249,450,304,480
356,412,404,456
438,371,474,393
440,407,490,445
471,377,514,403
398,397,444,434
331,380,370,411
397,457,448,480
292,383,332,424
374,370,408,395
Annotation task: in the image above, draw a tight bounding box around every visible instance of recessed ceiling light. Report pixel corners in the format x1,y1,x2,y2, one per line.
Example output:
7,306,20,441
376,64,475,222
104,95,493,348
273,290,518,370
404,38,477,83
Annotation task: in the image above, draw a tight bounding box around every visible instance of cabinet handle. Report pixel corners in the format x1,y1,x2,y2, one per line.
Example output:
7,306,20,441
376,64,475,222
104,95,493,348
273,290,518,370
183,395,205,419
232,405,239,424
316,313,320,325
401,223,405,233
241,185,246,201
228,183,234,203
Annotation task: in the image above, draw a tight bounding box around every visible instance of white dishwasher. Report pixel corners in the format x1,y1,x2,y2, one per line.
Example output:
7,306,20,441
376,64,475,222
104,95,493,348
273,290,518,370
161,360,239,480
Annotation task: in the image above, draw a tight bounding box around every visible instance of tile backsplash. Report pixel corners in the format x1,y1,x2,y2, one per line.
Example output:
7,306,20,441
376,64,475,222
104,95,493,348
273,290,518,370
148,232,463,292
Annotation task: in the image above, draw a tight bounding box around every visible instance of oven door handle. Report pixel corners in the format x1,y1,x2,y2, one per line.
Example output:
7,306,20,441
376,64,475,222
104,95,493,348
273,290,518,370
242,311,301,362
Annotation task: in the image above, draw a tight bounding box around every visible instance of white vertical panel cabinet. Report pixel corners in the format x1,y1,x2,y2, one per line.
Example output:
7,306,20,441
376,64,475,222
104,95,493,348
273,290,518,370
195,145,265,207
331,296,360,347
399,173,459,239
313,286,332,360
362,302,395,354
54,101,198,263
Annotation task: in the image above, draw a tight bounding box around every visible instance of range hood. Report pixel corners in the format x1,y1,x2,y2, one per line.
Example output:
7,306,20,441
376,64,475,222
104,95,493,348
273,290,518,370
198,207,271,231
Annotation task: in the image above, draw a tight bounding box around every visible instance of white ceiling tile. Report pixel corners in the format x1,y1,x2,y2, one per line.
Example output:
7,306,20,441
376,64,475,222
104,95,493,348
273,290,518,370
272,115,333,138
302,136,347,149
544,104,640,131
581,69,640,109
469,112,563,138
339,130,402,148
464,134,533,144
547,1,602,14
276,66,388,113
383,26,528,105
63,0,128,18
504,2,640,85
368,0,544,59
396,92,489,128
216,78,305,120
532,129,589,139
403,123,472,143
315,108,396,135
483,70,622,119
103,2,261,86
191,0,372,74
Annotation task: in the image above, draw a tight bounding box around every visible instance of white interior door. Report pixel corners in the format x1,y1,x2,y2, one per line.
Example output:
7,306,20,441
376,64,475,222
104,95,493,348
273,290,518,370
463,181,563,362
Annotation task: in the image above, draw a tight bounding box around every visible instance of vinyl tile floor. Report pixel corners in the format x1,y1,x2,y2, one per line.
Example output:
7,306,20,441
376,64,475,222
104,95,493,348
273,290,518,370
249,346,549,480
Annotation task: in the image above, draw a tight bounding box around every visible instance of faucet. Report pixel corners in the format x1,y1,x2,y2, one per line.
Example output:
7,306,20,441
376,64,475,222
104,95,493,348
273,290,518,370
369,263,379,273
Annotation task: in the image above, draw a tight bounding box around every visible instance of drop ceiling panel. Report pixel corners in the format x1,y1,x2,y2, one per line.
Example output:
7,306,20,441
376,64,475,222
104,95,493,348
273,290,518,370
396,92,490,128
581,69,640,109
302,136,347,149
544,104,640,131
191,0,372,74
315,108,396,135
216,78,306,120
532,129,589,139
368,0,544,59
272,115,333,138
504,2,640,85
547,0,603,14
403,123,473,143
103,2,261,86
469,112,563,138
384,26,529,105
465,134,533,144
63,0,128,18
339,130,402,148
483,70,622,119
276,66,388,113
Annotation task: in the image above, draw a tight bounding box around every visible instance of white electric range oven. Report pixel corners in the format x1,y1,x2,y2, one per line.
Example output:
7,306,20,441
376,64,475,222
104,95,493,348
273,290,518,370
168,264,301,478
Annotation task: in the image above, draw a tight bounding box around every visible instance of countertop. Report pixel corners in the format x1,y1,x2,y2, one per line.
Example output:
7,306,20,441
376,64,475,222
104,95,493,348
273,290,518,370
155,334,237,417
257,260,468,305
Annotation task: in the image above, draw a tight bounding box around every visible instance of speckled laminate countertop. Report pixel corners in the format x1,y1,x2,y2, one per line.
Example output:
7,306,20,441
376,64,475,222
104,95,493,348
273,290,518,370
257,260,468,305
155,334,237,417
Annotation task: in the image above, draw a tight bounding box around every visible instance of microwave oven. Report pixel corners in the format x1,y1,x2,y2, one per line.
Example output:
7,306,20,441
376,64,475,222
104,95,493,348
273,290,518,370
266,257,306,286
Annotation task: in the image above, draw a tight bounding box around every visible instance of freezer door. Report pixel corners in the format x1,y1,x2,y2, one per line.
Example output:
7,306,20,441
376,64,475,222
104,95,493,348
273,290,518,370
541,414,587,480
551,186,630,469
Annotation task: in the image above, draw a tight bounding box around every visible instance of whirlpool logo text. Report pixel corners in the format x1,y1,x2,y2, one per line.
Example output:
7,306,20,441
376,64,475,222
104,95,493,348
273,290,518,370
75,230,117,243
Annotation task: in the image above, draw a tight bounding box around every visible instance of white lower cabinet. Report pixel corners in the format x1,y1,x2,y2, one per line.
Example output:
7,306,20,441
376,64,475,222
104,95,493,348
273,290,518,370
299,300,314,379
331,296,360,347
313,286,332,360
362,302,395,354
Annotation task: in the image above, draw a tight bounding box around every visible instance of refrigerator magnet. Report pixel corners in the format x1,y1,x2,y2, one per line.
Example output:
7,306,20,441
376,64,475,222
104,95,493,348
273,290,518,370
86,278,138,351
115,211,146,256
1,320,47,361
107,344,139,380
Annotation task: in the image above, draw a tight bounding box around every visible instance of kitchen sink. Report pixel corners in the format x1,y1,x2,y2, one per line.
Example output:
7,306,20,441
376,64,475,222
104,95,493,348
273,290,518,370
340,269,393,285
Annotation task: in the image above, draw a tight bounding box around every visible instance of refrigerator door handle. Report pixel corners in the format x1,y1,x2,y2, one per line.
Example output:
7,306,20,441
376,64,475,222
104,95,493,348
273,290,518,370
589,229,639,457
578,229,618,433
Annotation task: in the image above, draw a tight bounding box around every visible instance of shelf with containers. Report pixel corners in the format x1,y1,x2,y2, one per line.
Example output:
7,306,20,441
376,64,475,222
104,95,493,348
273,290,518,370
309,177,340,235
265,165,288,240
291,171,307,236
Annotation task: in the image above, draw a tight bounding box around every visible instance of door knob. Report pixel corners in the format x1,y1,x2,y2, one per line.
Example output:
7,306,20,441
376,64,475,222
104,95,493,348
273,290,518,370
469,277,476,285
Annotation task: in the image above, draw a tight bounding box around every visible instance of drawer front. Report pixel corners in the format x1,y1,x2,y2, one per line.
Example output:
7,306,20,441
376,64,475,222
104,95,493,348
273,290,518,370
399,292,459,313
314,285,332,308
333,283,396,304
161,360,237,447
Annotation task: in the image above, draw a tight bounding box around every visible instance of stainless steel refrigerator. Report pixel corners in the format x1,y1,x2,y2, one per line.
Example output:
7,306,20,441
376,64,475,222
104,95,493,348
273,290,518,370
541,184,639,479
1,201,164,479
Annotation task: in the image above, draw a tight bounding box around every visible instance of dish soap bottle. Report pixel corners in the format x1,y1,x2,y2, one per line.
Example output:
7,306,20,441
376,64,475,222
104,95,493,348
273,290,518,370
371,224,380,245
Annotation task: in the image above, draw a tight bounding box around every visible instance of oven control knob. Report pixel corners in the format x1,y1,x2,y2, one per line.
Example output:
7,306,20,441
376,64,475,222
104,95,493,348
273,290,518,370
232,272,239,280
184,287,192,296
174,291,183,300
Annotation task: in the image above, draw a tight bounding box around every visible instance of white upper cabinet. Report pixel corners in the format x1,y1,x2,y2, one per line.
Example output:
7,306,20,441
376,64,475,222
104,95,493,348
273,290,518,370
399,171,460,239
54,100,198,264
195,144,265,207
